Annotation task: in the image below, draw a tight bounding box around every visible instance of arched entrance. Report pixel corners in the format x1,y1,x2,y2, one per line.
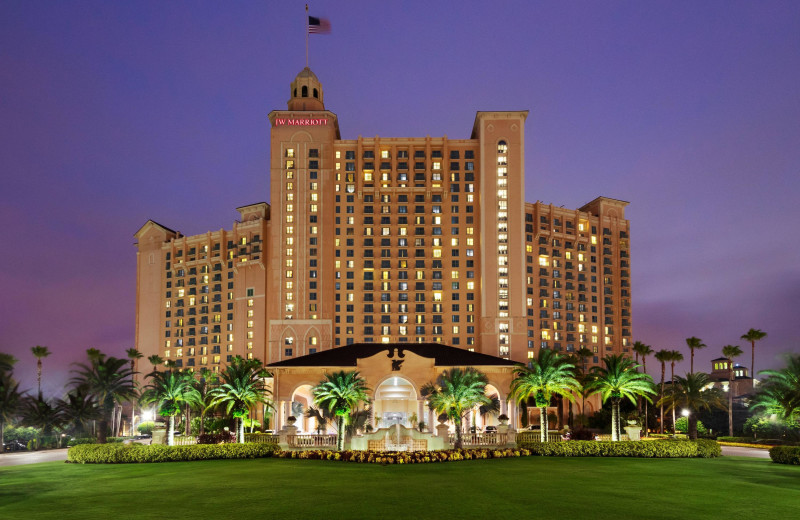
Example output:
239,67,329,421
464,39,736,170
291,384,315,433
373,376,419,429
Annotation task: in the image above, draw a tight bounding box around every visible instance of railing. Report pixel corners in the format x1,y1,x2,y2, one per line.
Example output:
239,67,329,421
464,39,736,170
288,434,337,448
515,431,565,443
448,433,511,447
244,433,280,445
172,435,197,446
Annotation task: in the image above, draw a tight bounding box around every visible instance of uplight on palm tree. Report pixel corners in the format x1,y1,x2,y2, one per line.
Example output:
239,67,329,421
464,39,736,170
510,349,580,443
313,370,370,450
751,353,800,420
586,354,655,441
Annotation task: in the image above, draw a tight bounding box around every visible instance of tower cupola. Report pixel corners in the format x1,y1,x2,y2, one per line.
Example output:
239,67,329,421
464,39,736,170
288,67,324,111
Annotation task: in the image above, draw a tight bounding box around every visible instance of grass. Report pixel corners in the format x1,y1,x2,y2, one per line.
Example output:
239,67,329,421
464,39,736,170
1,456,798,519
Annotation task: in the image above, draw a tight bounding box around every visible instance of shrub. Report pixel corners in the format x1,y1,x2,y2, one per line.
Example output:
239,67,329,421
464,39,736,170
744,416,800,441
67,437,96,447
137,421,155,436
274,448,532,464
67,442,279,464
769,446,800,465
197,431,236,444
517,439,720,458
675,416,708,435
571,428,594,441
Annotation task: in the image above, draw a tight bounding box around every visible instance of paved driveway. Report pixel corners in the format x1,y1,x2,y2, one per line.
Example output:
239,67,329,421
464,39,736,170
721,445,772,459
0,448,68,467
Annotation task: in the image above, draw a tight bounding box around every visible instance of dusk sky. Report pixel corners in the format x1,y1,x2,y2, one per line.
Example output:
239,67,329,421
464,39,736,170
2,1,798,396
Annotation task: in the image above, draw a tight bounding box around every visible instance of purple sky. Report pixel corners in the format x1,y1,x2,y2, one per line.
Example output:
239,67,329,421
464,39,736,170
2,1,798,396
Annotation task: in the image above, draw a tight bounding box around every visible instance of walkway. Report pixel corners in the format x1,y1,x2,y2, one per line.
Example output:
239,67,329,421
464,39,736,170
0,448,69,467
720,445,771,459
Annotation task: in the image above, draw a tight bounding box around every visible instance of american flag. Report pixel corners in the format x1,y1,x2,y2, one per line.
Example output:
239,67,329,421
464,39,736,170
308,16,331,34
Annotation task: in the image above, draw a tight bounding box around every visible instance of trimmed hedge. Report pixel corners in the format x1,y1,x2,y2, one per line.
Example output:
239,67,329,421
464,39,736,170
67,442,280,464
769,446,800,465
517,440,720,458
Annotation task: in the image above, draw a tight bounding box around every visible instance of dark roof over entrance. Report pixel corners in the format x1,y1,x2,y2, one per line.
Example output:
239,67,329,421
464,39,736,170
267,343,519,368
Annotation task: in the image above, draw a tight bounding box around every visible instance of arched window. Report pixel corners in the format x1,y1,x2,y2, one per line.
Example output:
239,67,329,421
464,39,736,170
497,140,508,153
293,88,297,97
313,88,318,98
301,85,308,97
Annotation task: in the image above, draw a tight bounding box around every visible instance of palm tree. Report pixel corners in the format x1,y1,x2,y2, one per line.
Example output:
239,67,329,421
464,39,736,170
20,396,66,437
632,342,653,426
70,353,137,443
741,328,767,385
654,349,671,434
576,347,593,375
210,356,271,443
30,345,51,399
586,354,656,441
667,350,684,433
509,349,580,443
0,353,17,374
721,345,744,436
685,337,706,374
0,371,24,448
750,354,800,420
125,348,143,435
147,354,164,368
304,406,334,435
191,368,218,436
142,369,199,446
659,373,726,439
86,348,105,363
313,370,370,450
58,388,101,436
479,393,501,428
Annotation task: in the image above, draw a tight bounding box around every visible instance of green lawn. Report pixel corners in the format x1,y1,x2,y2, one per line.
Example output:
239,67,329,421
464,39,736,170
1,456,797,519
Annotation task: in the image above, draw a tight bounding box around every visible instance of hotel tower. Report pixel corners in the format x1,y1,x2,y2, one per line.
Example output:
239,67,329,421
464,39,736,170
134,68,632,378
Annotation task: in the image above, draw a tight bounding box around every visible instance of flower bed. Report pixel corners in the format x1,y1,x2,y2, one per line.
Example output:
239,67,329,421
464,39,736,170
67,442,279,464
276,448,531,464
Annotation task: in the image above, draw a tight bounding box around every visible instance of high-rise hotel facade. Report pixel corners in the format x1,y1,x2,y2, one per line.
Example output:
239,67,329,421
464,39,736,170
134,68,632,376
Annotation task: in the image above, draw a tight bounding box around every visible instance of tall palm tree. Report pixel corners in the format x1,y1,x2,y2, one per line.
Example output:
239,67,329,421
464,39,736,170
0,371,24,448
509,349,580,443
654,349,671,434
685,337,706,374
147,354,164,368
632,342,653,417
313,370,370,450
576,347,593,375
751,353,800,420
86,348,105,363
586,354,656,441
142,369,199,446
659,373,726,439
741,328,767,385
125,348,143,435
721,345,744,436
210,356,271,443
70,353,137,443
58,388,101,436
668,350,684,433
30,345,51,399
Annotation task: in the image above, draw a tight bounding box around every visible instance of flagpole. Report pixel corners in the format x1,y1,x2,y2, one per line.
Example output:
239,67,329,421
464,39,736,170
305,4,309,68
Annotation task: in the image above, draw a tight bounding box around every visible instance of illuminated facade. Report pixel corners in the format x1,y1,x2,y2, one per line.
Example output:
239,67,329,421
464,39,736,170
134,68,632,384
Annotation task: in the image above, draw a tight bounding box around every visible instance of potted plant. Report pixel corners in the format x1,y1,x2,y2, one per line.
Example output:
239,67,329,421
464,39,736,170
498,414,509,425
624,413,641,441
286,416,297,426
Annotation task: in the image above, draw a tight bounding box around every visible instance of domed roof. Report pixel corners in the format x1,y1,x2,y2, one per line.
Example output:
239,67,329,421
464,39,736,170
294,67,319,81
288,67,324,111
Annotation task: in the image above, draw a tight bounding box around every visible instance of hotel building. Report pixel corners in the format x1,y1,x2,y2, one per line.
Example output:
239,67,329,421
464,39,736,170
134,68,632,394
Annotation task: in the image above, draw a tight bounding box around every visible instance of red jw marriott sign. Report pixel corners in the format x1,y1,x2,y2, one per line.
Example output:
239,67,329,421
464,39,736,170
274,118,329,126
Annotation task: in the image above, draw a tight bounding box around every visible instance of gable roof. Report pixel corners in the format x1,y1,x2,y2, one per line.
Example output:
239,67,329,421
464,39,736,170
267,342,518,368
